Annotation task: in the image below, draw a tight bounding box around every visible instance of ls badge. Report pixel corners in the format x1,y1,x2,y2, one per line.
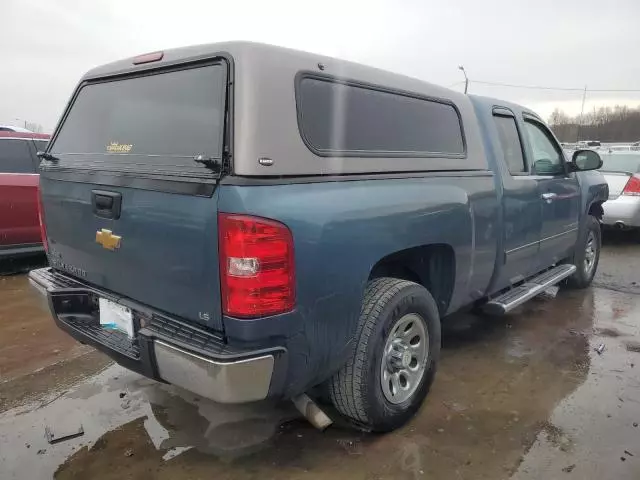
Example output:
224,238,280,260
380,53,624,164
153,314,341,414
96,229,122,251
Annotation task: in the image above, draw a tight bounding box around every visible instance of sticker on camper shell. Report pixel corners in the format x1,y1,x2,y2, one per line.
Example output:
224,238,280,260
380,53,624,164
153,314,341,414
106,142,133,153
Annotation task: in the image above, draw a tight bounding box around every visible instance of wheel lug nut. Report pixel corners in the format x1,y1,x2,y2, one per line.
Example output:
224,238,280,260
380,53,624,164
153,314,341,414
388,343,411,370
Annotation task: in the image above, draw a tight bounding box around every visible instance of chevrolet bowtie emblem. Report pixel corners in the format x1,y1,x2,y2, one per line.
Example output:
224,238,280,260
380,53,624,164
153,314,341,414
95,229,122,251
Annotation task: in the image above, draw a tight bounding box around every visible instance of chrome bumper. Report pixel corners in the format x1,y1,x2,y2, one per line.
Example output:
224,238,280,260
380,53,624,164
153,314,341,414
28,267,280,405
602,195,640,227
154,340,274,403
28,277,51,312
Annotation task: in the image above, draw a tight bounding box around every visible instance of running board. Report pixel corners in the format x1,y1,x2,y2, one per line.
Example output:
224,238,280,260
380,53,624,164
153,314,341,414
484,264,576,315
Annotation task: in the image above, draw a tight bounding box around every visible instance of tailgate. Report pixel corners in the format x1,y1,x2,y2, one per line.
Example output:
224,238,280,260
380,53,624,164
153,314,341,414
40,60,229,331
41,179,223,330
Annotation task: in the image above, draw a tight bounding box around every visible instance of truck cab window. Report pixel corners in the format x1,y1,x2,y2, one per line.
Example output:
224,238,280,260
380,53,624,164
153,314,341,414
493,114,526,174
0,139,35,173
524,120,564,175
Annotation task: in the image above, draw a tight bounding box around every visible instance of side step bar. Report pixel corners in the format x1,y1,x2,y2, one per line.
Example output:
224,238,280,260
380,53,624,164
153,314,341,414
484,264,577,315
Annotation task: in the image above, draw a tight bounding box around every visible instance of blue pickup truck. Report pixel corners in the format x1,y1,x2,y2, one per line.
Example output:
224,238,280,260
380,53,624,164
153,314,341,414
29,42,607,432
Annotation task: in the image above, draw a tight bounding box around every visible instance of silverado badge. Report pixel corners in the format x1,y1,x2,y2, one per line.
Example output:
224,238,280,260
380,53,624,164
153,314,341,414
106,142,133,153
96,229,122,251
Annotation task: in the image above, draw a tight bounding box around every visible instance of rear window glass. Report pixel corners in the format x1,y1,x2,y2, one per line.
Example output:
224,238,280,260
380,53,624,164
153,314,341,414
297,77,465,156
50,63,226,179
0,139,36,173
600,153,640,173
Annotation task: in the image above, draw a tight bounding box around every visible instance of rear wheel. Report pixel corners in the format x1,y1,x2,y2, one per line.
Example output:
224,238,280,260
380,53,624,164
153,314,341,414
565,215,601,289
329,277,441,432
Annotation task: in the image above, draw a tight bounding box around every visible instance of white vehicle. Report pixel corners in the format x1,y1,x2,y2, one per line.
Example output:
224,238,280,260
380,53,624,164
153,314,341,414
601,152,640,230
0,125,34,133
578,140,602,148
605,145,640,153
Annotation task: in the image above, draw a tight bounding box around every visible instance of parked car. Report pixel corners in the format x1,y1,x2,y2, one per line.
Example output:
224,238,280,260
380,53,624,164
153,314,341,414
578,140,602,148
599,152,640,230
0,131,49,258
0,125,34,133
29,42,608,432
606,145,633,152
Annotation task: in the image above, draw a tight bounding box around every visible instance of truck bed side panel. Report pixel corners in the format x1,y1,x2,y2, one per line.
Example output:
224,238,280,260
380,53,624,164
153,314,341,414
218,174,498,394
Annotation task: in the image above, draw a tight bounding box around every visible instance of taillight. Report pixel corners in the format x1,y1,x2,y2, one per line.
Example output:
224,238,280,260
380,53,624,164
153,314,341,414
37,186,48,253
219,214,295,318
132,51,164,64
622,175,640,196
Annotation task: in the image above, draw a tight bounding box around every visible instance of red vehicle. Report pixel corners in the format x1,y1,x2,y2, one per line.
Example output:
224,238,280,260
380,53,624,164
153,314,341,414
0,131,50,258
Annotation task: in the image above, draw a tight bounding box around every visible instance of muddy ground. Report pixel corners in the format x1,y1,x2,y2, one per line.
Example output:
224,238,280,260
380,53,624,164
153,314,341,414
2,231,640,479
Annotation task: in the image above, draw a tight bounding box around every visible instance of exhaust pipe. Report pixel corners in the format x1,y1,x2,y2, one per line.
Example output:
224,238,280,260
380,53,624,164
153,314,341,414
615,221,626,230
292,394,333,430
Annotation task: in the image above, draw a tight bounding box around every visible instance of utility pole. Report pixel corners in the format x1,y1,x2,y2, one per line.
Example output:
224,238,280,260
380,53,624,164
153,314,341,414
458,65,469,94
577,85,587,142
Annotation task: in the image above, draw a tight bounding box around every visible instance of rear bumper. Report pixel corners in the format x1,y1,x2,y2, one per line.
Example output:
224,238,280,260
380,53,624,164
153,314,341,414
602,196,640,228
0,242,44,259
28,267,286,404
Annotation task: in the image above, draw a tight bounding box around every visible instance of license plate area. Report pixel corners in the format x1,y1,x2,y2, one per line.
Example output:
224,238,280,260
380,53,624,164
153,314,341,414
99,298,134,338
49,290,141,359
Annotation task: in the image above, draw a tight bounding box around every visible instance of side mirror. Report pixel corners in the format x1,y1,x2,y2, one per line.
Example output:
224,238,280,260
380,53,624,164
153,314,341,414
570,149,602,172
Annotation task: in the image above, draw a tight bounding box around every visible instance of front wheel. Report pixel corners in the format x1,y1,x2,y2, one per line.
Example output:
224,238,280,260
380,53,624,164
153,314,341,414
565,215,601,289
328,278,441,432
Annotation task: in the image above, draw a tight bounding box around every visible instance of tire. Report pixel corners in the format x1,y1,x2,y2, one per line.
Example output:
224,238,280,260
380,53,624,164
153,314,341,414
329,277,441,432
565,215,601,289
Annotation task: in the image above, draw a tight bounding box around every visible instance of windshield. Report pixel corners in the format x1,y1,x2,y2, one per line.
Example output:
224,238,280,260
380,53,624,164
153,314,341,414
50,63,226,178
600,153,640,173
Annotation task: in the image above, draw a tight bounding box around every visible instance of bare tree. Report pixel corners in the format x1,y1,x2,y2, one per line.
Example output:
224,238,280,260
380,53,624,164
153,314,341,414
24,122,44,133
549,105,640,142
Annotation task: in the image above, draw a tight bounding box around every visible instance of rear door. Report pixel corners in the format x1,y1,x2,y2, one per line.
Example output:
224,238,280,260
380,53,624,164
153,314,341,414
491,108,542,288
522,116,580,270
41,61,228,331
0,138,40,248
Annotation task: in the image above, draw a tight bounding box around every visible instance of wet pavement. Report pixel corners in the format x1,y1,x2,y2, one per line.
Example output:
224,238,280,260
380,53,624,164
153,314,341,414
2,231,640,479
0,256,91,384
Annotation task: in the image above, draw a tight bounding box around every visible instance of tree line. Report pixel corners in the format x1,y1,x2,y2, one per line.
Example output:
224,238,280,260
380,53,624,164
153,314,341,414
548,105,640,143
24,121,44,133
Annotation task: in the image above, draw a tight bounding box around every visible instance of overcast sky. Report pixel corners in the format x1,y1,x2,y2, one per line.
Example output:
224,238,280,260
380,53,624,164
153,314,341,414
2,0,640,132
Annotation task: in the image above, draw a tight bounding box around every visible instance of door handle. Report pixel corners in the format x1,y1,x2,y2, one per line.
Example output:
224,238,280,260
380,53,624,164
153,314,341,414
541,192,557,203
92,190,122,219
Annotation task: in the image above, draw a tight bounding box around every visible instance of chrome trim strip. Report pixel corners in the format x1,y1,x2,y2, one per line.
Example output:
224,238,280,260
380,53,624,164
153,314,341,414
506,239,539,255
540,228,578,244
506,227,578,255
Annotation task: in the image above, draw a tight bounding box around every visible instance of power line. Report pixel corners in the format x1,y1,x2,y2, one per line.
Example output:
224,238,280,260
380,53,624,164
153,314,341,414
470,79,640,93
588,88,640,93
472,80,582,91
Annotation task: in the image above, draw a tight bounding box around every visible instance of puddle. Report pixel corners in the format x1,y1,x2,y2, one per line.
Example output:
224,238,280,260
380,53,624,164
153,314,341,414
1,287,640,479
